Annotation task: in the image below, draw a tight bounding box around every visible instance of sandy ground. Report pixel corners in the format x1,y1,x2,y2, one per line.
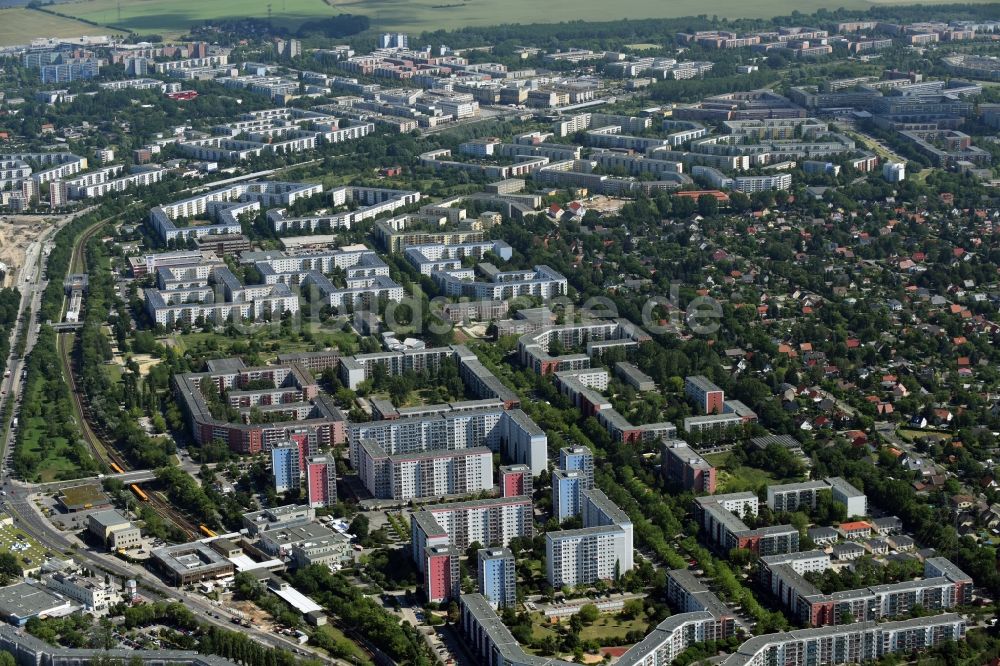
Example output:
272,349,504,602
0,216,58,287
112,353,160,377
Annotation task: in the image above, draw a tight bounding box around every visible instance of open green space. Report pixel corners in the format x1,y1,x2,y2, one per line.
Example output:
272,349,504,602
897,428,951,443
46,0,1000,36
525,608,649,654
0,517,49,568
0,8,102,46
704,450,783,493
311,624,373,666
18,416,79,483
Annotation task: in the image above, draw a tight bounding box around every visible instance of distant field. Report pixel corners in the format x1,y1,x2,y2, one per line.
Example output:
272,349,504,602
30,0,1000,36
0,8,103,45
54,0,335,36
325,0,1000,32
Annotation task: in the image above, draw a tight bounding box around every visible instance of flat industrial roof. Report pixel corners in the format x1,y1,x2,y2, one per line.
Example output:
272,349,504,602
0,582,69,619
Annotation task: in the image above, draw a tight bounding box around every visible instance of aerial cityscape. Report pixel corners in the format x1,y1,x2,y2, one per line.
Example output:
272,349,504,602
0,1,996,666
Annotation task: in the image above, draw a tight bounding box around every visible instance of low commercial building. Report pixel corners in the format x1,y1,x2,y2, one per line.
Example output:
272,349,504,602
242,504,315,536
258,520,346,559
0,582,74,626
290,530,352,569
57,484,111,513
151,541,236,586
0,624,242,665
43,572,121,614
87,509,142,551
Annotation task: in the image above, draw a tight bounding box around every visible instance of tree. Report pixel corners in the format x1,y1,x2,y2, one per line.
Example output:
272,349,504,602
0,552,22,583
349,514,369,542
620,598,644,620
576,603,599,624
698,193,719,217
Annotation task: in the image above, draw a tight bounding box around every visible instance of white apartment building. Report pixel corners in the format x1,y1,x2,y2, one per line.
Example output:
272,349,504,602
546,524,629,587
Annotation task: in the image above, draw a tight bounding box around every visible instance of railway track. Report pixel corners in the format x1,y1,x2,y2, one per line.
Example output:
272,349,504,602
57,214,198,540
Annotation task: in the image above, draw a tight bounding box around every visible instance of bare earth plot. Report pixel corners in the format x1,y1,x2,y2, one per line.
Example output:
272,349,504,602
0,216,56,288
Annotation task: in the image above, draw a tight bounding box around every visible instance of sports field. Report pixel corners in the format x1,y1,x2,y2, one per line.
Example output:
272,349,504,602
32,0,1000,37
0,8,104,45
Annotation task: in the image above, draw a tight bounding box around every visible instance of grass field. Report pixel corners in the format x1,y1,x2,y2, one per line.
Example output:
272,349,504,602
19,415,79,483
703,451,786,493
312,624,373,666
527,610,649,650
39,0,1000,37
0,7,103,45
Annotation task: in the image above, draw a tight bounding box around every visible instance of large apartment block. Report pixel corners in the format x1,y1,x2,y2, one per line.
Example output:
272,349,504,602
477,548,516,609
173,358,346,454
685,375,725,414
760,552,974,627
695,492,799,556
552,469,586,522
351,404,546,477
359,441,493,500
558,445,595,488
826,477,867,517
767,480,830,512
546,489,633,587
411,496,533,571
662,439,717,493
546,525,629,587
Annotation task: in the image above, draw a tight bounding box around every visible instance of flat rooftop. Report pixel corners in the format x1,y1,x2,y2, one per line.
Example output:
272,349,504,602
0,582,69,619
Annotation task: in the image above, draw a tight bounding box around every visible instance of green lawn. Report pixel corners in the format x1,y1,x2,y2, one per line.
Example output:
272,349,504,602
527,610,649,652
704,451,780,493
19,417,82,483
579,614,648,642
311,624,373,666
897,428,951,443
47,0,1000,35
